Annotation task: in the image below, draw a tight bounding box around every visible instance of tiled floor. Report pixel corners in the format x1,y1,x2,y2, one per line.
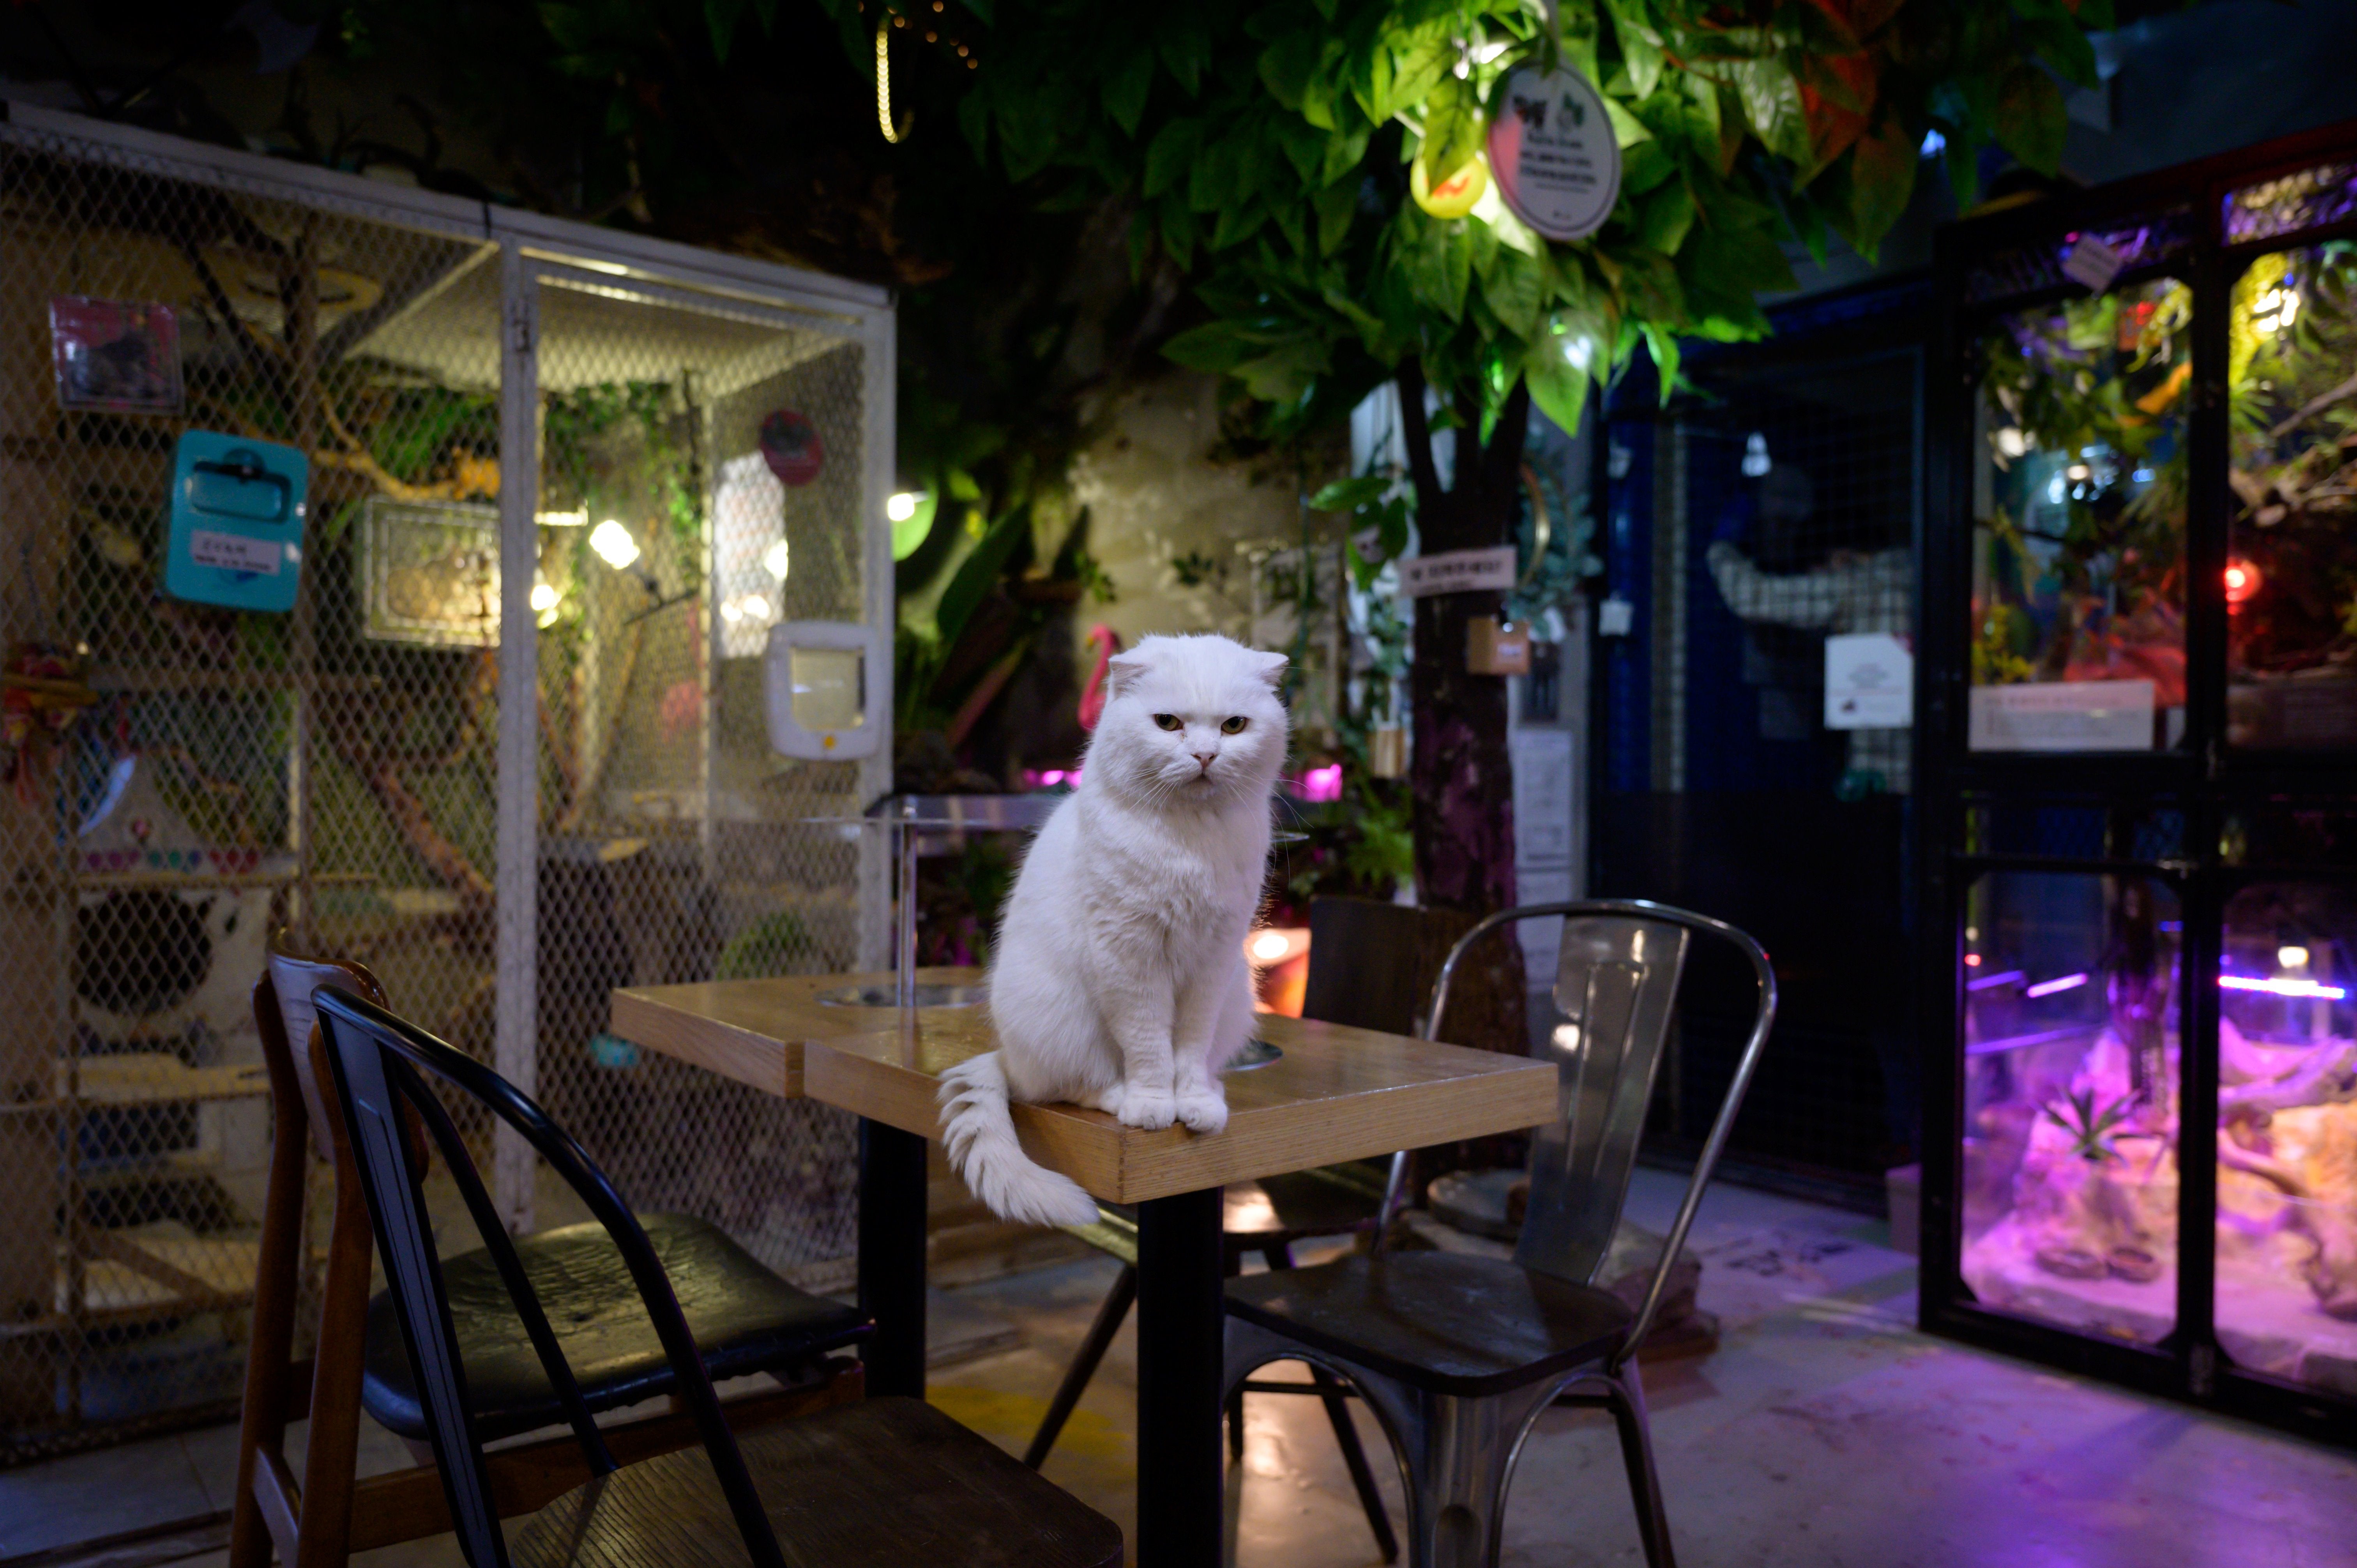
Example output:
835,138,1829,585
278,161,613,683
9,1170,2357,1566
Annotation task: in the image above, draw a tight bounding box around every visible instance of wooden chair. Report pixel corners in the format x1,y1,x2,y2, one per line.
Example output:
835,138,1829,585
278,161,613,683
309,981,1123,1568
228,934,869,1568
1222,900,1779,1568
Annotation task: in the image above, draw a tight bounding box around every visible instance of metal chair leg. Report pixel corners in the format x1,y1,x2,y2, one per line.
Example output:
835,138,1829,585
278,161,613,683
1310,1365,1399,1562
1602,1362,1676,1568
1023,1262,1137,1468
1226,1317,1558,1568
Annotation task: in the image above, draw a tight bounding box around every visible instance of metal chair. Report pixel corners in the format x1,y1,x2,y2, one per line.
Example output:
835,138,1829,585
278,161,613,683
1222,900,1777,1568
230,935,869,1568
310,983,1123,1568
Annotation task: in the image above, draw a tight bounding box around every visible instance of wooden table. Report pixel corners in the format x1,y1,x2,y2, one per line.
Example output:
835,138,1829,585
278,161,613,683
611,967,1555,1568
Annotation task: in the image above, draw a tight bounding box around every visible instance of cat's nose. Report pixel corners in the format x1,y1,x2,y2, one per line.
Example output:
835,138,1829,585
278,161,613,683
1193,751,1216,770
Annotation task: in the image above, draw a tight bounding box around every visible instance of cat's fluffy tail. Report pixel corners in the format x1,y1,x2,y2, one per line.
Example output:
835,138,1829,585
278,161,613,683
936,1052,1101,1228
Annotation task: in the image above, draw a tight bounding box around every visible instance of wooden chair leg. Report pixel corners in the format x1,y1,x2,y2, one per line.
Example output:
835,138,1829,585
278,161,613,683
292,1184,376,1568
227,1104,309,1568
1023,1263,1136,1469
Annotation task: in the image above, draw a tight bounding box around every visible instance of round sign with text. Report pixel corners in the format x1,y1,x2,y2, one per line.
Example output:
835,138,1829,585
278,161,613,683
1485,65,1620,242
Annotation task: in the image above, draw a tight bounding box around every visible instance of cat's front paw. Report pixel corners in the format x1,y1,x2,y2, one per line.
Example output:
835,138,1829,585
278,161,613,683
1175,1089,1228,1135
1111,1085,1178,1130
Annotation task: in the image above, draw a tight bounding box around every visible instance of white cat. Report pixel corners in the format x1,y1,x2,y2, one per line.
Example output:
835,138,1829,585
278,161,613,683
938,634,1290,1227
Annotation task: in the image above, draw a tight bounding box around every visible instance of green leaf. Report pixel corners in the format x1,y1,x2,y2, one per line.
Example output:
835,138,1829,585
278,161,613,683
1315,174,1360,255
1480,244,1545,338
1311,475,1392,512
1157,11,1211,95
1419,71,1484,186
1994,62,2067,173
703,0,747,60
1602,0,1663,100
1728,57,1811,166
1523,341,1591,434
1638,179,1696,255
957,89,991,162
934,506,1027,653
1103,48,1155,136
1846,111,1917,253
1144,118,1202,198
1259,29,1323,113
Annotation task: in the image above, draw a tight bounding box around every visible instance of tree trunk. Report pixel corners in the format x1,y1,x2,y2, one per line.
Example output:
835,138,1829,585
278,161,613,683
1396,360,1528,1063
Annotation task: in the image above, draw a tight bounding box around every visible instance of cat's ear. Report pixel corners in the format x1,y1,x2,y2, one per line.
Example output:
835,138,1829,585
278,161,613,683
1106,650,1151,696
1249,650,1288,689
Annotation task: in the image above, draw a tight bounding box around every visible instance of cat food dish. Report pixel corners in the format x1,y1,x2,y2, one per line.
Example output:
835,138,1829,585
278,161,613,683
817,983,988,1008
938,633,1292,1227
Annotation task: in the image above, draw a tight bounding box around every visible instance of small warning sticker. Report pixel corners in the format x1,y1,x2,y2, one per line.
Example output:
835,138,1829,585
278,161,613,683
189,529,281,576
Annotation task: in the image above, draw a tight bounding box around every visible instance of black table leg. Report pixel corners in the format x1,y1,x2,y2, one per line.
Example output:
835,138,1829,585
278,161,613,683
1135,1187,1224,1568
857,1118,928,1398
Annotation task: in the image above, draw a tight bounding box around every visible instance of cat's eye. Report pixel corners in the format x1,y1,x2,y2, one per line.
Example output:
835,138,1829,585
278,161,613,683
1154,713,1182,732
1220,716,1248,734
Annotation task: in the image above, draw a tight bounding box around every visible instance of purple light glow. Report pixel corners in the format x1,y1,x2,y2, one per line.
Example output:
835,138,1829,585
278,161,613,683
1021,768,1081,790
1967,969,2027,992
2024,973,2090,999
1294,764,1345,803
2221,975,2349,1001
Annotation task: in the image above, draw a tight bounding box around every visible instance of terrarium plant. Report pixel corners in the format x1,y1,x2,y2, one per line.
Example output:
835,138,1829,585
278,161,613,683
1974,281,2192,696
2226,242,2357,682
2043,1086,2136,1166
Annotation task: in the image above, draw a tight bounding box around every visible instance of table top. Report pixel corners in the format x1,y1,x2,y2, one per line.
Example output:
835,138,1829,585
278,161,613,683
610,968,1556,1205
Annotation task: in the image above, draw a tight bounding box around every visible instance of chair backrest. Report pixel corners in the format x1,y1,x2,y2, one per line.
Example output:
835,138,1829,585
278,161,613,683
253,931,389,1166
1514,912,1689,1286
310,985,788,1568
1420,899,1776,1368
1302,897,1429,1033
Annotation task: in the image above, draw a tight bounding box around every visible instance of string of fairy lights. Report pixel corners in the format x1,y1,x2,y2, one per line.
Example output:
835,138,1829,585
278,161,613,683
862,0,978,144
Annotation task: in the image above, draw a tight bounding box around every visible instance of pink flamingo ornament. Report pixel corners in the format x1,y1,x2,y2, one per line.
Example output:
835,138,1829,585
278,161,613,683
1077,624,1122,732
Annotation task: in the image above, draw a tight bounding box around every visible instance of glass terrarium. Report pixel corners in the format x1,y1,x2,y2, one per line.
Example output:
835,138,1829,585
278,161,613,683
2227,242,2357,748
1960,872,2181,1344
1925,126,2357,1444
2214,883,2357,1395
1969,278,2188,752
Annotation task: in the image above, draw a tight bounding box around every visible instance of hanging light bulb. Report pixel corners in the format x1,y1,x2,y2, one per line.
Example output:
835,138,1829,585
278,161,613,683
886,491,922,523
1741,433,1772,479
589,519,641,570
528,582,559,613
763,539,790,579
2225,557,2262,606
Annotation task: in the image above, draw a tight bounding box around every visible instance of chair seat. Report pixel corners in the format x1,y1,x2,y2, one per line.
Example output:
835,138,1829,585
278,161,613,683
1223,1167,1383,1244
1224,1251,1633,1398
515,1394,1124,1568
364,1213,868,1440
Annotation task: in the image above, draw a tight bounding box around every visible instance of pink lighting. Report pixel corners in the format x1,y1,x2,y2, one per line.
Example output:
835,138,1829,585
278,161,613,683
2221,975,2349,1000
2023,972,2089,999
1021,768,1081,790
1295,764,1345,803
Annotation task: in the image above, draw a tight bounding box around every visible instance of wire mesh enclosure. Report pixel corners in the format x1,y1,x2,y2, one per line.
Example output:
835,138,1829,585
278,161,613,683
0,103,892,1460
1595,282,1928,1204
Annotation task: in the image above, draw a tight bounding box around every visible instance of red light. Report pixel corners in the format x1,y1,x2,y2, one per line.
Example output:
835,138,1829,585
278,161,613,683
1965,954,1982,966
2225,558,2262,606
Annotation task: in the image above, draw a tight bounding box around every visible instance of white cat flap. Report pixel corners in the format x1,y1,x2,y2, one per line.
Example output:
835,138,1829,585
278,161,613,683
764,621,885,759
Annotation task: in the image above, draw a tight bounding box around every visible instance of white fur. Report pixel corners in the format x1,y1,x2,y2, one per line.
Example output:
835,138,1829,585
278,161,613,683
938,634,1289,1227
